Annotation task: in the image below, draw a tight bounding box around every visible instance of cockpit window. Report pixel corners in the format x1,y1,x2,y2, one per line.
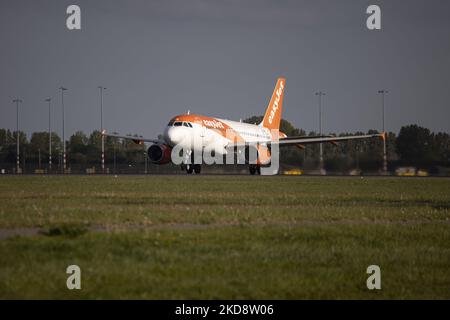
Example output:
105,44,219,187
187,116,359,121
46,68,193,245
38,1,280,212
168,121,192,127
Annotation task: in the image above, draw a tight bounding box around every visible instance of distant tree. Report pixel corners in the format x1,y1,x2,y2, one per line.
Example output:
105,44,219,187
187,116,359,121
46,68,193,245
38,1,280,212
243,116,303,136
29,132,49,164
243,116,263,126
433,132,450,164
86,130,102,164
0,129,11,164
69,131,88,154
105,134,127,166
13,130,28,146
0,129,9,145
49,133,62,162
88,130,102,149
122,134,146,165
386,132,398,161
68,131,88,165
3,131,28,165
396,125,434,165
30,132,48,152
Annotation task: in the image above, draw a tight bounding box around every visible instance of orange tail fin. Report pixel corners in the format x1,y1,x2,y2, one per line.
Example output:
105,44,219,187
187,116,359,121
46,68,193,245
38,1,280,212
261,77,286,131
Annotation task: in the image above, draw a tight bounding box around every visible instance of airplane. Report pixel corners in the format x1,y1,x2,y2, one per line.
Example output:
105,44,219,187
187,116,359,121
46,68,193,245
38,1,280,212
103,77,385,175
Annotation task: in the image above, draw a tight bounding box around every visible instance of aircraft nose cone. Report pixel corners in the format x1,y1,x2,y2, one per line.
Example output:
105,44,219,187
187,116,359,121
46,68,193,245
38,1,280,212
166,127,183,146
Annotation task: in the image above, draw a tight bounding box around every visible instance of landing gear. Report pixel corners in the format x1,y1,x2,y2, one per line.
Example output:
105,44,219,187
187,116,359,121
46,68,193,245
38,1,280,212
181,151,202,174
183,163,201,174
249,165,261,175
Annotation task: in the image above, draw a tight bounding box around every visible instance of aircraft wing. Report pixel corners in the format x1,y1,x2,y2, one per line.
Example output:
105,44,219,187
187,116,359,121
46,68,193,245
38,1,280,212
227,133,385,148
102,131,163,144
276,132,385,145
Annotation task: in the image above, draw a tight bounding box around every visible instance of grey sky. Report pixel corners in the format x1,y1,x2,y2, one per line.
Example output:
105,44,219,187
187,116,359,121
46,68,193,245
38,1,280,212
1,0,449,140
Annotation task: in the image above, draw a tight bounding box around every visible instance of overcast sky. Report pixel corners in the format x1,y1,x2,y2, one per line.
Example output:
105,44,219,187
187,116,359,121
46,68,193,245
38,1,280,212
1,0,449,140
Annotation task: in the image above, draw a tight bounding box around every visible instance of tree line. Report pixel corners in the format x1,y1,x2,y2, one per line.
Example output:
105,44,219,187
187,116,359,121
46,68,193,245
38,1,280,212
0,129,146,173
245,116,450,173
0,118,449,174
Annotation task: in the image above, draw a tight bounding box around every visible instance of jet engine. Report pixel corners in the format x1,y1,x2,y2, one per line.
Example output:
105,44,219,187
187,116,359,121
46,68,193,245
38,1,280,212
147,144,172,164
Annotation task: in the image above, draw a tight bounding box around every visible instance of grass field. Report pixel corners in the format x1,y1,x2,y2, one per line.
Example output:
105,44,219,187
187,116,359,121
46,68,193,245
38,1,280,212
0,175,449,299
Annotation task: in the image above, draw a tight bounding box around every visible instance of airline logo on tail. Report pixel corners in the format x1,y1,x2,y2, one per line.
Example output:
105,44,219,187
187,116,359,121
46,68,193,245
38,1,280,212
262,78,285,131
268,80,284,125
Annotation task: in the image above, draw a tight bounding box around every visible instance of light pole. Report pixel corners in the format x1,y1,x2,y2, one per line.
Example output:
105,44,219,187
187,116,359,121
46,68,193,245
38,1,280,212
378,90,388,174
98,86,107,173
113,131,118,174
113,139,116,174
144,146,148,174
315,91,325,173
46,98,52,171
59,87,68,173
13,98,22,174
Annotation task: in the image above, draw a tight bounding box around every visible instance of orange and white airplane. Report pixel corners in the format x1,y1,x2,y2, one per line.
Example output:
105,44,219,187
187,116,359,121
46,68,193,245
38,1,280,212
104,78,384,174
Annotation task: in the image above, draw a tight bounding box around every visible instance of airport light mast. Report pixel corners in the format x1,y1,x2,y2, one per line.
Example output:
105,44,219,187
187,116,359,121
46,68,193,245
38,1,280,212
98,86,107,173
46,98,52,171
59,87,68,173
315,91,326,174
13,98,22,174
378,89,388,174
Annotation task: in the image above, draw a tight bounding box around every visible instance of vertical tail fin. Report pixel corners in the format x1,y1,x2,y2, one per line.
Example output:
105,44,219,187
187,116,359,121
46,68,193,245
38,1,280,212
261,77,286,131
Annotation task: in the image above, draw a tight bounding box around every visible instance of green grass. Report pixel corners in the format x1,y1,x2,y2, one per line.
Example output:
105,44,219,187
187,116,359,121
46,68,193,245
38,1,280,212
0,175,449,299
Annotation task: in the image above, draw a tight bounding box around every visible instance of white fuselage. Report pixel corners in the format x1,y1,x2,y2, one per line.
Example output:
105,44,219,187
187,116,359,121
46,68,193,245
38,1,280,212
163,116,273,156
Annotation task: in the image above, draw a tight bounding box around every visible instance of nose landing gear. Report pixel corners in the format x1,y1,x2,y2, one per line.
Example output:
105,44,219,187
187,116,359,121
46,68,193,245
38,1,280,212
180,150,201,174
185,164,194,174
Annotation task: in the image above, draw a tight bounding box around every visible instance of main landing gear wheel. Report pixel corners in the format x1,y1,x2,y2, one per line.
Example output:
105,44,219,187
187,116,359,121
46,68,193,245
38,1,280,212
186,164,194,174
249,165,261,175
194,164,201,174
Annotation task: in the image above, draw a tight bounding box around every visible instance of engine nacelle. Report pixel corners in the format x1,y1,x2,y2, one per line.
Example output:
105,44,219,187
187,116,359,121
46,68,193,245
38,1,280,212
147,144,172,164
